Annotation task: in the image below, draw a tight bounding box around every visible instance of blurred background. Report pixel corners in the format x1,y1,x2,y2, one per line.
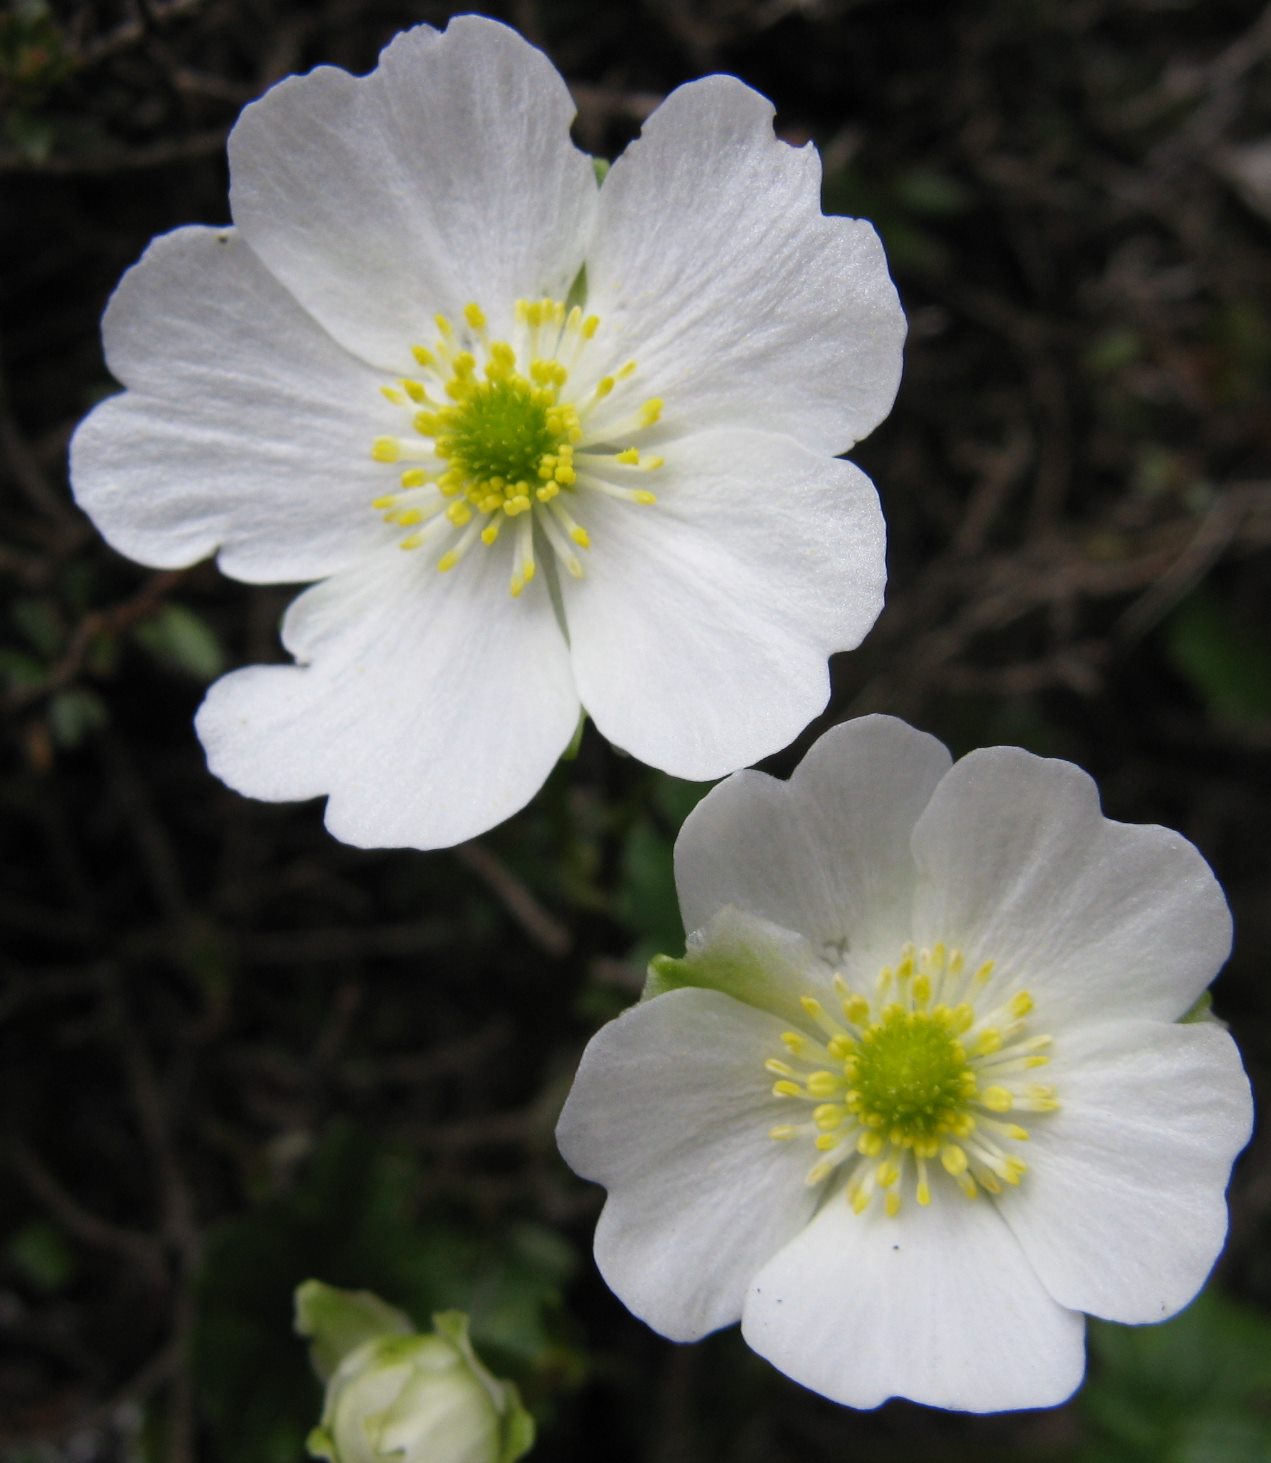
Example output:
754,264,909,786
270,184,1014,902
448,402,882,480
3,0,1270,1459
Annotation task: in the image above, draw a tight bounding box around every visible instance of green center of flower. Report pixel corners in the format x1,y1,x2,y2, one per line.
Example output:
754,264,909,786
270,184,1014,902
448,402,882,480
440,375,566,490
847,1008,976,1144
369,298,667,598
765,941,1059,1218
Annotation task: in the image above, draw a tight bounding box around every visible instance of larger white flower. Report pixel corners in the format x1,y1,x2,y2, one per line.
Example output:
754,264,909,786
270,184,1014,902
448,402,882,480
556,715,1253,1413
69,17,903,849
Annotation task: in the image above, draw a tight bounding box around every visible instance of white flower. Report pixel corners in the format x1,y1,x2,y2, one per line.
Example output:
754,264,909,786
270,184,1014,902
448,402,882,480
555,715,1253,1413
296,1284,533,1463
69,17,903,850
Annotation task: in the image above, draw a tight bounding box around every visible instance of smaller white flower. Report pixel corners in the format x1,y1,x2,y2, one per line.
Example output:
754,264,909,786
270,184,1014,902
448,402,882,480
296,1283,533,1463
556,715,1253,1413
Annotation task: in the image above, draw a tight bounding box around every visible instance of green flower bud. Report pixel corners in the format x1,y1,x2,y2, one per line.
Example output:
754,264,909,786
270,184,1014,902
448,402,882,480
297,1286,533,1463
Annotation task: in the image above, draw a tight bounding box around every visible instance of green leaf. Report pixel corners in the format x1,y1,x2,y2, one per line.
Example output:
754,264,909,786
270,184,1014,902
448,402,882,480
133,603,226,681
48,687,108,747
7,1220,77,1292
1165,591,1271,724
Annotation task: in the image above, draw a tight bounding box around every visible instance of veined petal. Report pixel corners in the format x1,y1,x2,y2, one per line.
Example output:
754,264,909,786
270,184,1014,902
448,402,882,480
909,747,1233,1028
674,716,951,966
584,76,905,456
227,18,598,369
194,544,579,849
69,227,386,583
555,987,822,1342
1000,1018,1253,1325
742,1192,1085,1412
562,429,885,781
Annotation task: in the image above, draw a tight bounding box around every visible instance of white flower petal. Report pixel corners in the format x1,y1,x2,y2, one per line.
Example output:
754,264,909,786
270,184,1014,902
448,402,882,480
227,18,598,368
674,716,951,965
562,430,885,780
195,545,579,849
1000,1018,1252,1325
555,988,822,1342
742,1192,1086,1412
69,227,387,583
909,747,1233,1027
584,76,905,455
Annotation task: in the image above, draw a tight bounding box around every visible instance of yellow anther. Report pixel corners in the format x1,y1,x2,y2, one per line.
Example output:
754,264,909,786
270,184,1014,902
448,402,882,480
615,447,640,465
617,360,637,380
876,1161,900,1189
807,1160,834,1187
974,1029,1003,1056
639,397,663,426
395,509,422,526
913,974,932,1007
974,960,996,984
1009,991,1035,1019
644,455,666,470
594,377,615,400
765,1058,795,1078
916,1180,932,1206
437,550,458,573
463,302,486,331
769,1125,797,1141
780,1032,807,1055
814,1133,839,1152
411,345,434,368
800,996,824,1021
380,385,406,405
940,1143,969,1176
856,1131,884,1157
402,380,427,403
885,1190,902,1217
582,315,600,339
399,534,423,551
446,502,472,527
570,526,590,548
981,1086,1014,1112
807,1071,840,1098
850,1186,871,1215
434,313,453,338
480,522,501,546
371,437,400,463
634,490,657,505
813,1104,845,1129
400,469,427,489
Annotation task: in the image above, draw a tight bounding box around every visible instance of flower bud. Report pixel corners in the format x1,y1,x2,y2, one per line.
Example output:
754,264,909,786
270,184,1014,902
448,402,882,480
297,1283,533,1463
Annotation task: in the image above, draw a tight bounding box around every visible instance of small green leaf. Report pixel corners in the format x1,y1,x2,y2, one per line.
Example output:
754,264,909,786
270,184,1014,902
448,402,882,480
7,1220,77,1292
134,603,226,681
48,686,108,747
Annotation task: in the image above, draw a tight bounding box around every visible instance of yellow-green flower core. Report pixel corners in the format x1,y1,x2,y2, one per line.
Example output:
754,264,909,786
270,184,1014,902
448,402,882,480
766,941,1059,1218
370,298,666,597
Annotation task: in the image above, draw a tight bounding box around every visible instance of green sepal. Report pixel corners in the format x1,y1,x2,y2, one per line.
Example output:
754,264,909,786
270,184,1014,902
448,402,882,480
560,709,587,763
306,1425,337,1460
641,906,825,1028
591,156,610,185
295,1279,413,1381
1181,990,1218,1025
498,1393,536,1463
